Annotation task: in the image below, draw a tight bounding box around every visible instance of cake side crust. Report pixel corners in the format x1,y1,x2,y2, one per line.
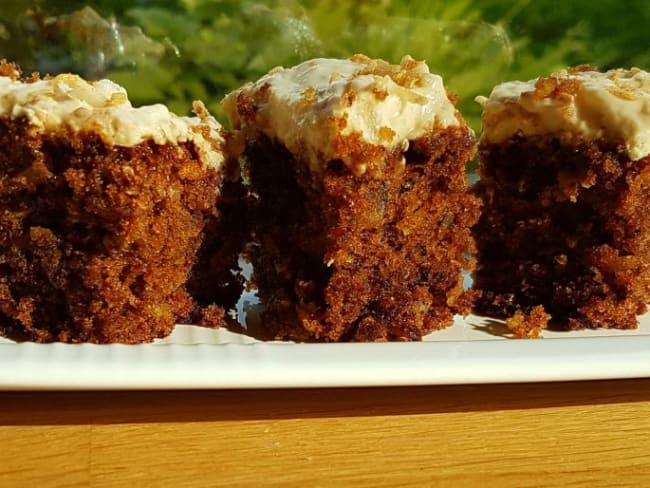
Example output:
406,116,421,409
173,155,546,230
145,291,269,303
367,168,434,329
0,117,224,343
246,125,479,341
473,132,650,329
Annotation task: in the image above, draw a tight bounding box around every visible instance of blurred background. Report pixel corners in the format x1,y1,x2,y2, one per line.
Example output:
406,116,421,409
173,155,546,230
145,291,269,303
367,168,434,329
1,0,649,131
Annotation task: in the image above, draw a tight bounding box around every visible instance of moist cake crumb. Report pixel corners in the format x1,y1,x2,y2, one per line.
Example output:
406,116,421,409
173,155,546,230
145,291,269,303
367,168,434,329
224,54,480,341
505,306,550,339
474,67,650,330
0,60,235,343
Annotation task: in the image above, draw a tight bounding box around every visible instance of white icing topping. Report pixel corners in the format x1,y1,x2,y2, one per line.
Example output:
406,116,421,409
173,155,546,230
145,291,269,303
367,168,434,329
478,67,650,160
223,55,461,174
0,73,225,169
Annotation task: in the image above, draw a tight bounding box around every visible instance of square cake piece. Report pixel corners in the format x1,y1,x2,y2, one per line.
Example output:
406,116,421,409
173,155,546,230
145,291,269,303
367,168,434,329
474,66,650,330
224,54,480,341
0,61,234,343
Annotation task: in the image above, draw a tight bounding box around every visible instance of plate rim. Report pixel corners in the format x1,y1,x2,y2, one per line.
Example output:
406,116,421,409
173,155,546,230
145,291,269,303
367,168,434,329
2,334,649,390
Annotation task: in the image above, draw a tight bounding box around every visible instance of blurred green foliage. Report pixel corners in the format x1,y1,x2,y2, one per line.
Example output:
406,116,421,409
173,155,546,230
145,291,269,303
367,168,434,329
1,0,649,129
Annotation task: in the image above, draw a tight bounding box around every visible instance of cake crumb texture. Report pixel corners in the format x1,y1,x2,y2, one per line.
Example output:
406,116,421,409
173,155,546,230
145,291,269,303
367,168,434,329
473,134,650,330
225,55,480,342
0,119,223,343
505,306,549,339
244,128,479,341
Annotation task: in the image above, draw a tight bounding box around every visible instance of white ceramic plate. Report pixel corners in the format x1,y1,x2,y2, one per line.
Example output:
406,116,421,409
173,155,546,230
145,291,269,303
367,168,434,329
2,313,650,390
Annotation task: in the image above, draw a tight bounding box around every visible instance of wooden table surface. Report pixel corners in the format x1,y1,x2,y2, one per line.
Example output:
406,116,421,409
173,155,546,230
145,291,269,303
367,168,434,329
2,380,650,487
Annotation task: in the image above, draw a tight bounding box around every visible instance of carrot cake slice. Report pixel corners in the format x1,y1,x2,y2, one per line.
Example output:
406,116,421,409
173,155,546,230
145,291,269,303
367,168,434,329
473,66,650,329
224,54,480,341
0,61,234,343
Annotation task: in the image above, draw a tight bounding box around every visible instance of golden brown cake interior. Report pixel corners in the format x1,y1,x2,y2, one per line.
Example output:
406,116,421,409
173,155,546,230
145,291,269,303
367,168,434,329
246,127,480,341
0,118,222,343
473,134,650,329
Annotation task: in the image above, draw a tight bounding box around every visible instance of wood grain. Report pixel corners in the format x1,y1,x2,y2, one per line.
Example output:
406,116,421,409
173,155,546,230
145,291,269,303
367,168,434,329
2,380,650,487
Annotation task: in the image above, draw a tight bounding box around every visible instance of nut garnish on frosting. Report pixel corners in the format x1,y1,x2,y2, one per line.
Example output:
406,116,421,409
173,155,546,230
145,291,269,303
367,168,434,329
0,61,225,169
477,66,650,160
223,54,462,175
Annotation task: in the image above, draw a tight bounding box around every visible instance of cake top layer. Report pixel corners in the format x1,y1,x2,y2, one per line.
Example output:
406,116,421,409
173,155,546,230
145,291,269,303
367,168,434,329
223,54,462,175
477,66,650,160
0,66,225,169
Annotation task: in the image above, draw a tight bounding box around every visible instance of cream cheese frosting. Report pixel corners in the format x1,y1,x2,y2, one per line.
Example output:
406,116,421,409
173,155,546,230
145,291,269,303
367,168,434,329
0,73,225,169
477,67,650,160
223,54,462,174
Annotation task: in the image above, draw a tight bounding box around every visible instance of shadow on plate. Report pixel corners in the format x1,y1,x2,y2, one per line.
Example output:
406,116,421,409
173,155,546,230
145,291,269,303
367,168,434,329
468,317,516,340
